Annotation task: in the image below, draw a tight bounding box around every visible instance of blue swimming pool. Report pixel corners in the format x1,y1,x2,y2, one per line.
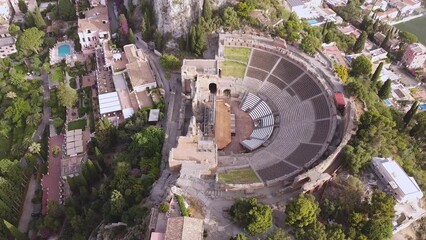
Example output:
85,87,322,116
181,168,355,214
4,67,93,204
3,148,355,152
419,103,426,110
308,19,319,25
384,99,392,107
58,44,71,58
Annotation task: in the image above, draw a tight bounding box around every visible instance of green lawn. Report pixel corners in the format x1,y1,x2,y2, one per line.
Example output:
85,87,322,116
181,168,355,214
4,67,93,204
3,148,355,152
67,119,87,131
224,47,251,63
218,167,260,184
220,61,247,78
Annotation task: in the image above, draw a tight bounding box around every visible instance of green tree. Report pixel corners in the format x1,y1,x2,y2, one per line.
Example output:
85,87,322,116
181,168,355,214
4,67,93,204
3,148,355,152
202,0,212,20
324,31,335,43
57,83,77,108
8,24,20,36
33,7,46,29
342,144,371,174
399,31,418,44
232,233,248,240
3,219,27,240
129,28,135,44
223,7,240,30
236,1,255,18
95,118,117,152
334,65,348,83
381,30,391,49
326,224,346,240
351,55,372,76
404,101,419,129
110,190,125,215
378,79,391,99
230,198,272,235
57,0,76,21
131,126,165,157
285,194,319,228
17,27,45,54
410,111,426,141
353,31,367,53
160,54,181,71
18,0,27,13
300,34,321,55
263,228,290,240
371,62,384,87
294,221,327,240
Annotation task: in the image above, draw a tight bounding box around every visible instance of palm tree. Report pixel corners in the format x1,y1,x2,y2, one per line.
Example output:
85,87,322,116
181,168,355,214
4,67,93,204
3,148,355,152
29,142,41,155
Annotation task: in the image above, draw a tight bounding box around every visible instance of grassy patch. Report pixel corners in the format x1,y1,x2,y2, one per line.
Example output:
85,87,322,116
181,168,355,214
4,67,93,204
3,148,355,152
220,61,247,78
224,47,251,63
218,167,260,184
67,119,87,131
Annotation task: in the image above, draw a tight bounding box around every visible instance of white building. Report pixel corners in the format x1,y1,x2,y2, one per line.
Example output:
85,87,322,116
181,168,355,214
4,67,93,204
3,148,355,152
369,48,388,62
77,5,110,54
285,0,305,13
0,33,16,58
0,0,11,23
371,157,423,203
372,0,388,11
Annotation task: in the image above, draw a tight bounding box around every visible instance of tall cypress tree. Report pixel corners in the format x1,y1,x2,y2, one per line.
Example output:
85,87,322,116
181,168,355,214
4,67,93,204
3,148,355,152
381,30,392,49
353,31,367,53
202,0,212,20
33,7,46,29
372,19,380,31
371,62,384,87
404,101,419,128
378,79,392,99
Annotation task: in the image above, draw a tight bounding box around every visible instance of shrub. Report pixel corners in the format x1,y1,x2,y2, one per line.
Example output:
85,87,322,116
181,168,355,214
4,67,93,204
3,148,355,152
175,194,189,216
159,202,169,213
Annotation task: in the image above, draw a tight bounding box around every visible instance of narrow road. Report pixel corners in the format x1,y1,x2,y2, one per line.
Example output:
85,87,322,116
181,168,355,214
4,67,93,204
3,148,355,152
134,33,184,203
19,74,51,233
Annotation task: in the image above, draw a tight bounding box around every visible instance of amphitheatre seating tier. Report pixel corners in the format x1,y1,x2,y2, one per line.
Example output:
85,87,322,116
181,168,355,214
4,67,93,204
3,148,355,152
219,41,336,184
285,143,323,167
272,58,304,84
251,126,273,140
260,115,274,127
266,75,287,90
311,95,331,119
257,161,298,181
240,93,261,111
243,77,263,91
249,49,280,72
241,138,265,150
286,88,296,97
310,120,331,144
290,74,323,101
249,101,272,119
246,67,269,81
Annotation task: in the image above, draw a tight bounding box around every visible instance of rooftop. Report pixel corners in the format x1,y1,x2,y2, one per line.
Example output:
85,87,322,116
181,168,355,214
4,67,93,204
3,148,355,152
287,0,305,7
0,34,15,47
123,44,156,89
164,217,203,240
78,5,109,33
99,91,122,115
372,157,423,198
149,109,160,122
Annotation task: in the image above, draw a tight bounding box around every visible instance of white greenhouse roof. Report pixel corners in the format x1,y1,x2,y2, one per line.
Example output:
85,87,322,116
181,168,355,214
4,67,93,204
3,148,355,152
99,92,122,115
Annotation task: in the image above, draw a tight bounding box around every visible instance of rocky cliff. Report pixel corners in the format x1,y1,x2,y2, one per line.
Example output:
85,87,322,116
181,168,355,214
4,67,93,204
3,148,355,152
153,0,229,38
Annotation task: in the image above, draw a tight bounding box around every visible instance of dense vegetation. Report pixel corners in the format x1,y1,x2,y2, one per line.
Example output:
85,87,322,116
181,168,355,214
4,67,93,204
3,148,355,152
32,107,166,239
285,186,395,240
230,198,272,235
